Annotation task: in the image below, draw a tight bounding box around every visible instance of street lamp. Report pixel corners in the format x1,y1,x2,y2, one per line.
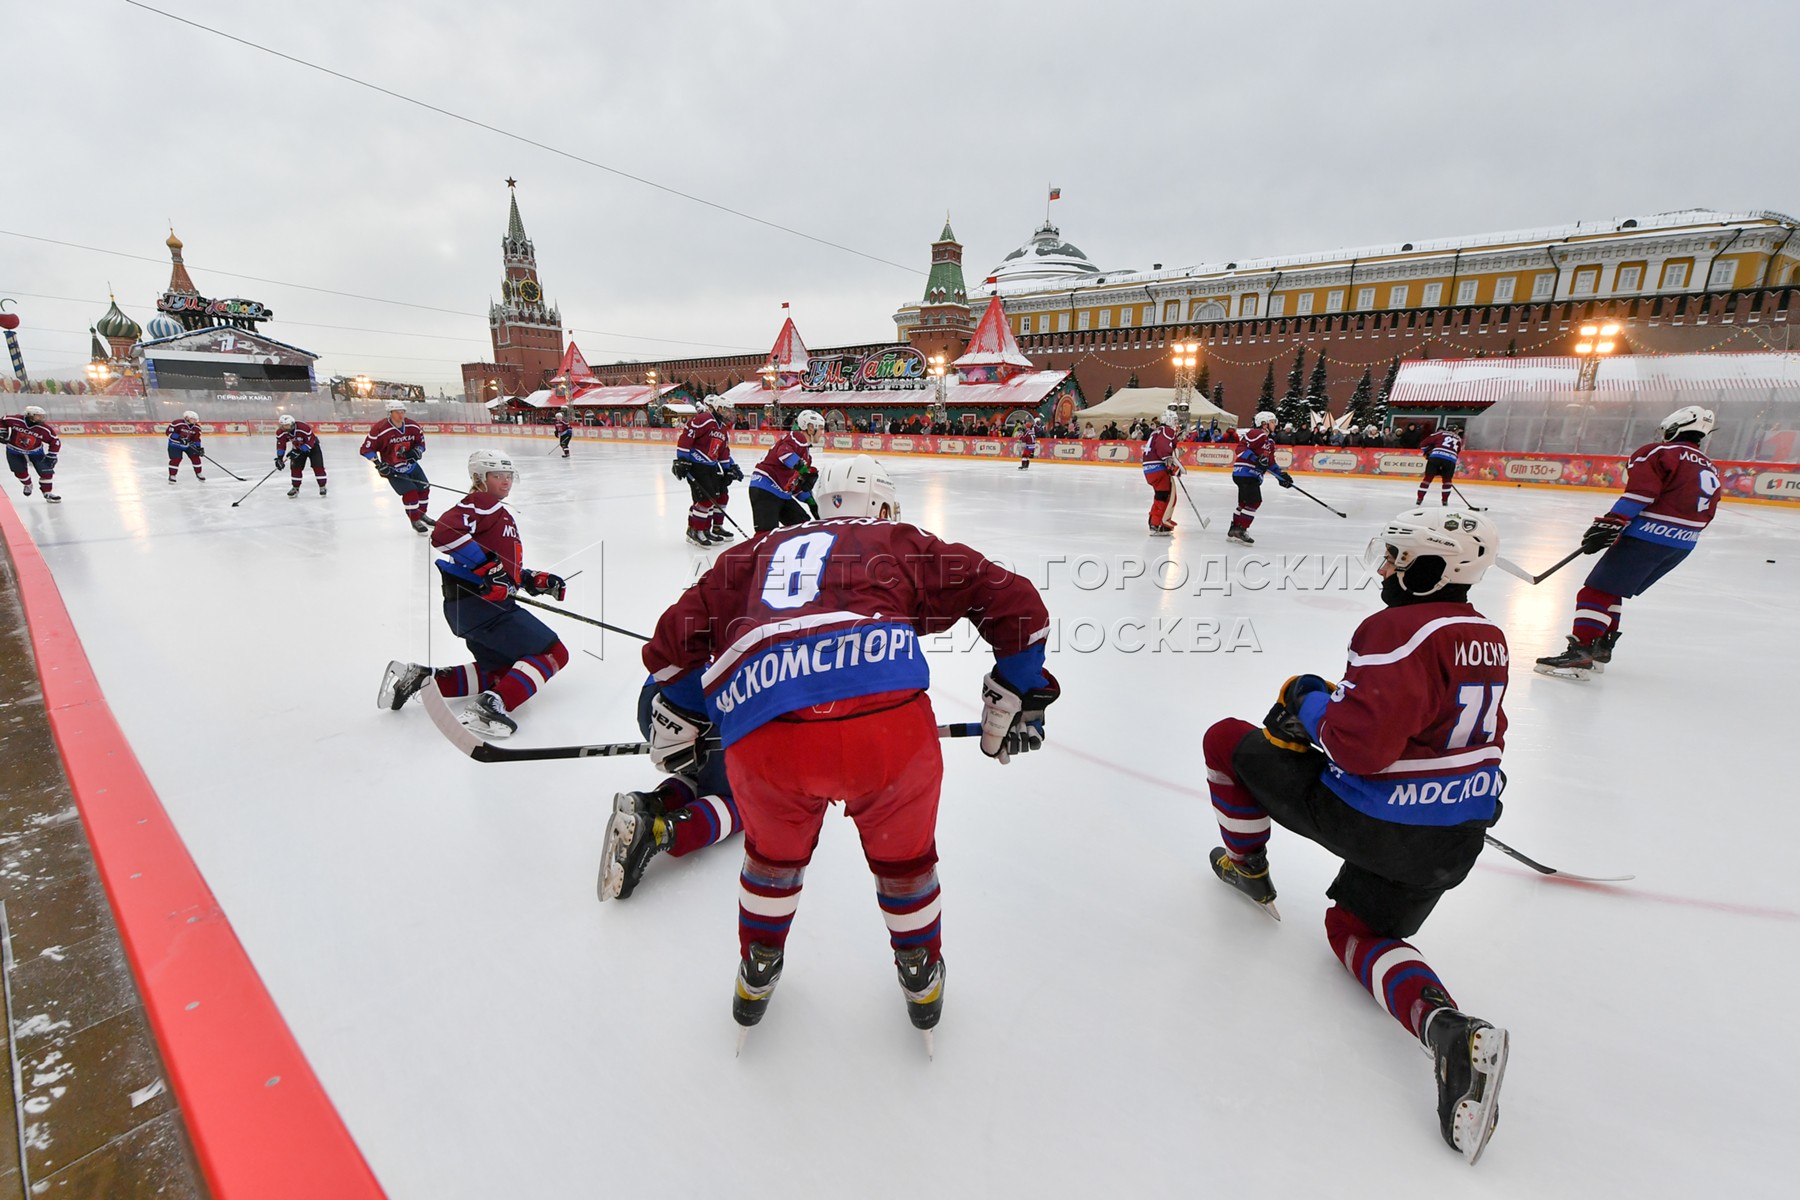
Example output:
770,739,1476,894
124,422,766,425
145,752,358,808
86,360,113,389
1170,341,1200,422
1573,322,1620,390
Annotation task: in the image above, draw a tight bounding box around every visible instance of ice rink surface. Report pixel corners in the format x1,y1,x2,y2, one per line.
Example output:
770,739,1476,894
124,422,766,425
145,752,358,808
6,432,1796,1199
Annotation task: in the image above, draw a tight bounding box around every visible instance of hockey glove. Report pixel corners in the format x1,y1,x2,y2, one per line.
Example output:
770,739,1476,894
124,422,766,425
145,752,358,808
473,553,513,603
979,669,1061,765
275,454,287,469
724,461,744,483
670,459,691,480
520,570,567,601
1582,513,1629,554
1264,674,1333,752
647,692,712,776
1276,471,1295,489
375,461,395,477
1278,673,1335,711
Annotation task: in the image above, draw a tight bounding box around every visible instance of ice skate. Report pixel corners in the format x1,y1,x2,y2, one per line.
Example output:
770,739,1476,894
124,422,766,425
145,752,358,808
1422,1003,1509,1165
1208,847,1280,921
461,690,517,738
1589,630,1620,673
1533,637,1595,680
709,526,736,543
167,476,177,485
1226,525,1255,545
411,517,433,534
895,947,946,1057
287,484,301,497
732,943,785,1048
1148,523,1174,537
376,660,432,711
597,792,680,902
41,489,60,504
318,485,328,496
20,481,31,496
685,528,713,548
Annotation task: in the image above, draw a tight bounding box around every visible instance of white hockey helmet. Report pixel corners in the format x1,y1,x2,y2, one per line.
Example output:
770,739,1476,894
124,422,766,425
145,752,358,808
1367,507,1498,593
1160,406,1182,428
181,409,198,422
1660,405,1715,440
467,447,516,485
1255,410,1277,427
386,399,407,413
814,453,899,520
706,393,734,414
277,413,296,427
795,409,825,435
23,405,45,421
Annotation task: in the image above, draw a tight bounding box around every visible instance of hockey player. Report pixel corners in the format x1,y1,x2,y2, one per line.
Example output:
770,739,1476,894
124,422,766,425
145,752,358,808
2,406,61,502
597,679,744,902
166,410,205,484
747,409,824,533
1018,421,1037,470
1228,410,1293,544
377,449,570,738
554,412,573,458
1416,425,1463,506
1202,506,1509,1164
361,400,431,532
671,395,741,546
1535,405,1719,679
1141,407,1184,534
639,454,1058,1044
275,414,326,497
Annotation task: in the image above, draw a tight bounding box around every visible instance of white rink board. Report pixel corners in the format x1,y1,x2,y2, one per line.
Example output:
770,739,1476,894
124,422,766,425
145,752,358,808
5,433,1796,1199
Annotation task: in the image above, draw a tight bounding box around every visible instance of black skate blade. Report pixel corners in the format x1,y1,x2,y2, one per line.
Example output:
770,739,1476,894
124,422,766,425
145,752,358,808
1457,1026,1510,1166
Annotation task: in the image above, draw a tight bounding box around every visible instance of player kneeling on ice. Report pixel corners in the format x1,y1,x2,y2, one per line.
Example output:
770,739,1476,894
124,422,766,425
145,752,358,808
1534,405,1719,680
376,449,570,739
639,454,1057,1049
597,680,745,902
1201,506,1510,1164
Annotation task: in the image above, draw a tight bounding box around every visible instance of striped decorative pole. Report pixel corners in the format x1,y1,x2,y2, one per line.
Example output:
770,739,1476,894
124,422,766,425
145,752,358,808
0,300,27,384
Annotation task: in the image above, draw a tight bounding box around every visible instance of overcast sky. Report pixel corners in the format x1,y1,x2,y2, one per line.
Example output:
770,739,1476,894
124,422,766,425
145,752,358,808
5,0,1797,391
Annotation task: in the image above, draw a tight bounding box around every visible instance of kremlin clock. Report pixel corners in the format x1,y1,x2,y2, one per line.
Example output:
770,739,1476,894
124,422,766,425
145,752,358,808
519,280,542,303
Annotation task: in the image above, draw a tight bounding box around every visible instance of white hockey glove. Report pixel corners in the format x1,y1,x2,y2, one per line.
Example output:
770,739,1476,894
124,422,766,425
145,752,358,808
978,669,1061,765
647,691,712,776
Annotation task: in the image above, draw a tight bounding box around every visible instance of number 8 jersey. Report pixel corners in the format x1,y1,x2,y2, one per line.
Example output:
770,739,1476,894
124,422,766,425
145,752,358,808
643,517,1050,748
1608,439,1721,549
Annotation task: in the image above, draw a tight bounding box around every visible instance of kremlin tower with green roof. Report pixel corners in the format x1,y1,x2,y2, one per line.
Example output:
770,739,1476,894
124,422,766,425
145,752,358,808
904,215,973,363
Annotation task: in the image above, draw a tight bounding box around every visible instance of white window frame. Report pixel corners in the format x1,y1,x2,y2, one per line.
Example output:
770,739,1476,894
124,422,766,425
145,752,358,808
1161,300,1179,323
1037,314,1050,334
1268,294,1286,318
1456,279,1479,305
1056,312,1069,332
1356,286,1375,310
1078,309,1091,330
1708,258,1737,289
1388,285,1409,309
1571,267,1598,297
1421,282,1443,307
1240,294,1259,317
1118,307,1133,327
1326,289,1345,313
1531,273,1555,300
1098,309,1111,329
1493,276,1516,303
1662,261,1689,289
1614,265,1642,292
1296,292,1315,315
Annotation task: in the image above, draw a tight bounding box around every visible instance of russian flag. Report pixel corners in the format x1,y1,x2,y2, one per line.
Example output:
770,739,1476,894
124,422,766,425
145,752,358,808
1048,186,1061,201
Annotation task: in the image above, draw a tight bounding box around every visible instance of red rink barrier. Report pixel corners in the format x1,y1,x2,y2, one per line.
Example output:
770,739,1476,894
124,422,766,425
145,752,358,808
51,420,1800,505
0,501,386,1198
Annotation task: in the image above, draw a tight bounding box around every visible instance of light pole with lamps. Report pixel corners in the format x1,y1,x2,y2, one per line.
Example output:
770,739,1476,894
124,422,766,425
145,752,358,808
645,369,660,427
927,353,948,427
1170,341,1200,424
1573,322,1620,391
759,357,781,429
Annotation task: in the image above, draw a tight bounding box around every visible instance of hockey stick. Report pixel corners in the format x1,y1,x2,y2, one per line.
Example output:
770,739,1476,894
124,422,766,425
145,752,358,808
1450,483,1487,511
1287,479,1347,518
512,594,650,641
1175,472,1209,528
423,682,981,763
1483,834,1634,883
200,452,246,481
230,464,283,506
1494,546,1584,586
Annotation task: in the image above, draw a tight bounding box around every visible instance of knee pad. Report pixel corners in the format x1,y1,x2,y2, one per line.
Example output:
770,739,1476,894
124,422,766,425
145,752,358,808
1202,717,1257,772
